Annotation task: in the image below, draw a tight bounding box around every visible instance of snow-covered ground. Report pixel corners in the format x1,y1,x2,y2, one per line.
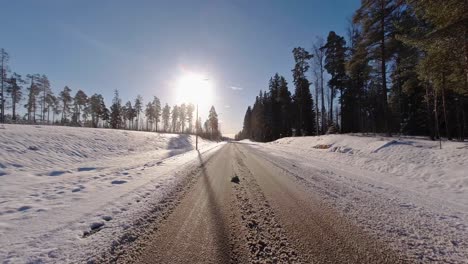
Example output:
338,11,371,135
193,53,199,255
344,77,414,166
268,135,468,208
243,135,468,262
0,124,222,263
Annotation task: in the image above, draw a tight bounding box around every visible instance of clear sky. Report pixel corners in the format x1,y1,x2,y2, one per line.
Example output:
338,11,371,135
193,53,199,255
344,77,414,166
2,0,360,135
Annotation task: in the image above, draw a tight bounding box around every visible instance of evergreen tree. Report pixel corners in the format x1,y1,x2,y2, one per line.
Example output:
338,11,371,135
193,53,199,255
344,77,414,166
324,31,347,129
89,94,106,128
242,106,252,139
186,103,195,133
145,102,154,131
291,47,316,136
7,72,24,121
134,95,143,130
171,105,179,132
312,37,327,133
278,76,292,137
162,103,171,132
110,90,122,129
407,0,468,140
38,75,51,122
179,103,187,132
152,96,161,131
25,74,41,122
124,101,136,129
208,106,220,140
353,0,404,135
44,92,56,124
59,86,73,124
346,21,372,133
73,89,88,125
0,49,9,123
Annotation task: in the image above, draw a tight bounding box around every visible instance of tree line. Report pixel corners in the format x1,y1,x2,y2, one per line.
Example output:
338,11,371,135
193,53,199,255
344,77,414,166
236,0,467,142
0,50,221,140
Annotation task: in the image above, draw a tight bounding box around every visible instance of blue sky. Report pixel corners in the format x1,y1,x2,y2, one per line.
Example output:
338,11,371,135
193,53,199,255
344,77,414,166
2,0,359,134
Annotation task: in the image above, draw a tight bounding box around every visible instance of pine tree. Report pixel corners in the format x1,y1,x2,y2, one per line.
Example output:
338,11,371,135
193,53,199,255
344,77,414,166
73,90,88,125
312,37,327,134
171,105,179,132
278,76,292,137
145,102,154,131
89,94,105,128
124,101,135,129
186,103,195,133
38,75,51,122
242,106,252,139
25,74,41,122
59,86,73,124
0,49,9,123
152,96,161,131
110,90,122,129
353,0,403,135
324,31,347,129
134,95,143,130
44,92,56,124
208,106,220,140
179,103,186,132
7,73,24,121
162,103,171,132
407,0,468,140
292,47,316,136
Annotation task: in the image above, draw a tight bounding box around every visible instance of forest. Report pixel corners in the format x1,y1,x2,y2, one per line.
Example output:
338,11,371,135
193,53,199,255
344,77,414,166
0,52,221,140
236,0,468,142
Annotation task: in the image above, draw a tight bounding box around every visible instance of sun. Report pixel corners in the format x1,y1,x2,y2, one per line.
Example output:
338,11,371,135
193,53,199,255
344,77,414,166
174,72,213,109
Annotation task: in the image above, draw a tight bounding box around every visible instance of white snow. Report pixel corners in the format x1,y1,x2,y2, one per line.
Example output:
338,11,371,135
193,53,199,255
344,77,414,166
268,134,468,208
0,124,222,263
241,134,468,262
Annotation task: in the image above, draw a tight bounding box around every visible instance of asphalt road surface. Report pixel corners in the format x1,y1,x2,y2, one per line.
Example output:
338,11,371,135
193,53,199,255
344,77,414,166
121,142,406,263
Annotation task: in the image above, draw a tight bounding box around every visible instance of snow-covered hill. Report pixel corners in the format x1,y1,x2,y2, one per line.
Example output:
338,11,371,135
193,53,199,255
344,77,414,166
0,124,222,263
267,134,468,208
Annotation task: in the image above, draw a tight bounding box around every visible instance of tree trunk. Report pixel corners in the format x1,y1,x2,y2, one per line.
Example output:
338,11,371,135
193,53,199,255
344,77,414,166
340,89,343,132
0,54,4,123
42,87,45,121
434,87,442,148
425,83,435,140
315,80,319,135
329,88,334,126
12,97,16,121
381,0,390,136
320,60,326,134
441,73,451,140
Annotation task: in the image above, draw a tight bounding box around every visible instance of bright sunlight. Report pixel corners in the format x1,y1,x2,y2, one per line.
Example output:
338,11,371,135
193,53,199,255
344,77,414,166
174,72,214,109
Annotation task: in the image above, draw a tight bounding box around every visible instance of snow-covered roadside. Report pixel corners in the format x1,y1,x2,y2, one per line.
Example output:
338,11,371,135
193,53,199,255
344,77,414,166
240,135,468,262
0,124,223,263
267,135,468,209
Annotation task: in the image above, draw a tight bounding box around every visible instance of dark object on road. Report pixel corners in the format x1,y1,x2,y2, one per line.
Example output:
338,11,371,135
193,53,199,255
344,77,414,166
231,175,240,184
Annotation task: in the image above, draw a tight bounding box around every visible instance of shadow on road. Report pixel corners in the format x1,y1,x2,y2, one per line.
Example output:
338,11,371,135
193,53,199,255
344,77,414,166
196,150,232,262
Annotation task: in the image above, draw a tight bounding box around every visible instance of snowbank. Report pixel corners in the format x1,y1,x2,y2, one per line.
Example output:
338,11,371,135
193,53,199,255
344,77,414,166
0,124,220,263
269,134,468,208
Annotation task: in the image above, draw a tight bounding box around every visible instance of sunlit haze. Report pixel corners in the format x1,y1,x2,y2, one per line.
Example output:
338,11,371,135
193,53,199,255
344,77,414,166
174,72,214,114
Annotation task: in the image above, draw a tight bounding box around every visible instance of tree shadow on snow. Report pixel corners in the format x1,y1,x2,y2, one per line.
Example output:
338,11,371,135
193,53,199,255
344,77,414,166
167,134,194,157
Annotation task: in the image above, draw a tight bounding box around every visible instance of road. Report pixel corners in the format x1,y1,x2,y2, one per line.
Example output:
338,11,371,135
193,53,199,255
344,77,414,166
120,142,406,263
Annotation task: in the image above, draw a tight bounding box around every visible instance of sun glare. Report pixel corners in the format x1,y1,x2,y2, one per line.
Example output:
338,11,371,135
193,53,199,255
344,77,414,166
175,73,213,109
